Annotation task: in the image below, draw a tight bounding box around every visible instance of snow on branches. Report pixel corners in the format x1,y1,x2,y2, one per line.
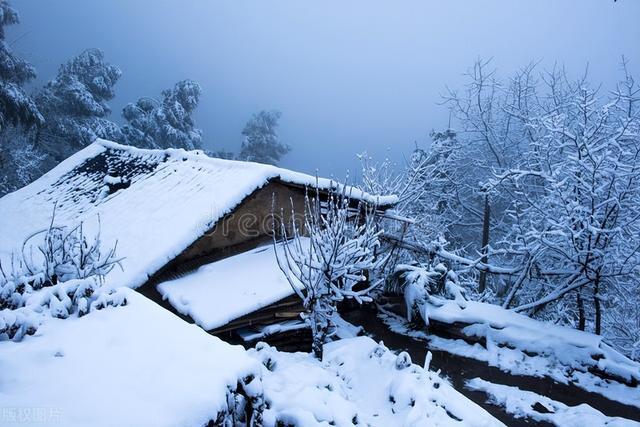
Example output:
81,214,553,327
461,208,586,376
274,186,386,359
483,61,640,343
363,59,640,359
388,262,467,328
0,211,125,341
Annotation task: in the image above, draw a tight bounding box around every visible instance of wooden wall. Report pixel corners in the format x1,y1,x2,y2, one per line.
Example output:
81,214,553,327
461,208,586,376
140,180,384,354
171,181,308,268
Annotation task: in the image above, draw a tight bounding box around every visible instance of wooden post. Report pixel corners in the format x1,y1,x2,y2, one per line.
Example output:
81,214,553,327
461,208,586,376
478,193,490,293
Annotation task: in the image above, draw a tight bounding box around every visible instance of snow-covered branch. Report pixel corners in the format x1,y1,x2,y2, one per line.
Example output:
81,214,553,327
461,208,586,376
274,186,385,359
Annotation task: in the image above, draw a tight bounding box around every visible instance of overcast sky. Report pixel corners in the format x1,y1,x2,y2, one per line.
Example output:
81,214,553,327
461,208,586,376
8,0,640,177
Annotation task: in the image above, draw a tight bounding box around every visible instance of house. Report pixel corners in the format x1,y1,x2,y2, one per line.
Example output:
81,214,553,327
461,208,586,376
0,139,396,348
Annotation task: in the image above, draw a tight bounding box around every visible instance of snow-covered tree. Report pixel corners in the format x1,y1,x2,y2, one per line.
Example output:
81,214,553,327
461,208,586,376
407,130,475,247
0,1,44,196
121,79,203,150
239,110,290,165
436,61,543,280
275,188,385,359
0,0,43,131
491,62,640,337
358,130,477,286
362,60,640,358
0,128,45,195
35,48,122,165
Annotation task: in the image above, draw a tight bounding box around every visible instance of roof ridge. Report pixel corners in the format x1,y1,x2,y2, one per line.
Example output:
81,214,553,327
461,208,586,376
94,139,398,205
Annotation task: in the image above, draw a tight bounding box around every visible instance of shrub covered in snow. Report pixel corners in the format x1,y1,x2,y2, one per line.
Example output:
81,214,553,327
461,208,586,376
248,336,502,426
388,261,467,328
0,214,124,340
214,373,265,427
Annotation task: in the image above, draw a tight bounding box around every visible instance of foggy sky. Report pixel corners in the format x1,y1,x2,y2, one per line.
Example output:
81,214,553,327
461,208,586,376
8,0,640,178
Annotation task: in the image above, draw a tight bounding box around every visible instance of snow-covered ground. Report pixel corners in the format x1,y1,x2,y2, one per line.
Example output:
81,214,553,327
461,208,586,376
466,378,639,427
427,300,639,386
0,289,259,427
379,301,640,409
1,287,506,426
251,336,503,426
158,241,305,331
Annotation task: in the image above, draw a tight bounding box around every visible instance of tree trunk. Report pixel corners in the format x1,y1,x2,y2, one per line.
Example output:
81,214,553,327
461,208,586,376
308,308,323,360
309,299,330,360
478,193,491,293
577,291,585,331
310,317,324,360
312,333,324,360
594,278,601,335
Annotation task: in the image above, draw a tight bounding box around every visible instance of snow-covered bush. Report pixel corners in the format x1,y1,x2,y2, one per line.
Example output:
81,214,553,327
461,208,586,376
248,337,501,426
0,278,127,341
388,262,466,327
24,217,121,285
214,374,265,427
0,213,124,341
275,188,386,359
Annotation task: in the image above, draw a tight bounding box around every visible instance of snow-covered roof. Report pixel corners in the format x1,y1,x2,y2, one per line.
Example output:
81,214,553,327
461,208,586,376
158,241,303,331
0,139,396,290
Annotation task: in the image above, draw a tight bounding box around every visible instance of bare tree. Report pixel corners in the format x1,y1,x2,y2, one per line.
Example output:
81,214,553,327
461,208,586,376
274,187,385,359
492,61,640,334
366,59,640,358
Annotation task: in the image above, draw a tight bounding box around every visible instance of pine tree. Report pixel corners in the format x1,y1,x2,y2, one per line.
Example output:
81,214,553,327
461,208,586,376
35,48,122,164
0,0,44,196
238,110,290,165
121,79,203,150
0,0,42,131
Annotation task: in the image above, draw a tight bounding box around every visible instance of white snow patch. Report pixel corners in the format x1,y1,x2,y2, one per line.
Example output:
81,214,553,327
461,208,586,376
427,335,640,410
251,336,504,426
466,378,639,427
238,319,308,342
0,289,259,427
380,302,640,408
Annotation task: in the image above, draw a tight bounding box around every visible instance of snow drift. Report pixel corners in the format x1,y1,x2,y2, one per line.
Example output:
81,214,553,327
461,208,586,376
0,288,261,427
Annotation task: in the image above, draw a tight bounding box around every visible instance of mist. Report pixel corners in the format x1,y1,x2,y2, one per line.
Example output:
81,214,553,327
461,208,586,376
9,0,640,176
4,2,640,420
